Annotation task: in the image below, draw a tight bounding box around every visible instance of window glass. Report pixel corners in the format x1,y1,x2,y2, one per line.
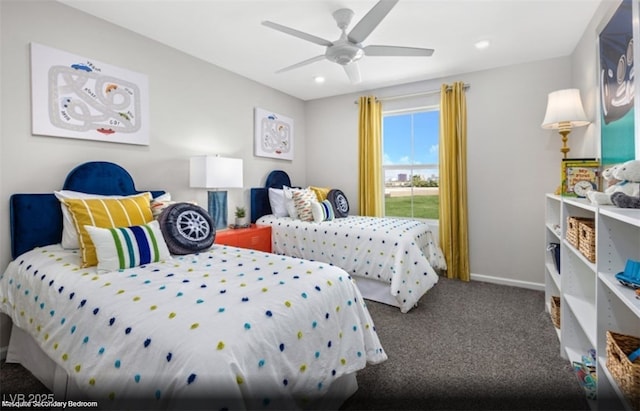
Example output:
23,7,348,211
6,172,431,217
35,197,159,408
382,108,439,219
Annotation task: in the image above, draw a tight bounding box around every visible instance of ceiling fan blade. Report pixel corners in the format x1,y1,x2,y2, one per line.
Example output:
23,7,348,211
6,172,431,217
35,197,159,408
262,21,333,47
364,45,434,57
275,55,326,73
347,0,399,44
344,63,362,84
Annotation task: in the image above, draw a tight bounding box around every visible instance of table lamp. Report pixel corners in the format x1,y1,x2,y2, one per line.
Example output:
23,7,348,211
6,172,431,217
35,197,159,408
541,88,590,158
190,155,243,229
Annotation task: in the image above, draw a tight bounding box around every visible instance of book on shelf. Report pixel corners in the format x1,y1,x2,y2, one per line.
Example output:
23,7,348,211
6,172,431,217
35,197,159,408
561,158,601,197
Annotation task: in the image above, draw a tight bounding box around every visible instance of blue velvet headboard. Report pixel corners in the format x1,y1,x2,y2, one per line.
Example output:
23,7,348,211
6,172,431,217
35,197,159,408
10,161,165,259
250,170,292,223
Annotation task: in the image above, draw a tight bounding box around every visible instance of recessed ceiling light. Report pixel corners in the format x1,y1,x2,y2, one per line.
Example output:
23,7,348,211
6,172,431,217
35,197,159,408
314,76,325,84
475,40,491,50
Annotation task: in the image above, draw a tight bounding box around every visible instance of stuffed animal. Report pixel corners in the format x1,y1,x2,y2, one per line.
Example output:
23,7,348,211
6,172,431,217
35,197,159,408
602,163,621,185
587,160,640,205
611,192,640,208
585,164,620,204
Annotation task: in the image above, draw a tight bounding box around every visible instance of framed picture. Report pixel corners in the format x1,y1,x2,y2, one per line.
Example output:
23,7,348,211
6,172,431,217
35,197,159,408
254,107,294,160
561,158,601,197
598,0,635,166
30,43,149,145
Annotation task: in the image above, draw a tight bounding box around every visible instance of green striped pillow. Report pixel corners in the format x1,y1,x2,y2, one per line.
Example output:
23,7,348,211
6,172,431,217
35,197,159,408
311,199,335,222
86,220,171,272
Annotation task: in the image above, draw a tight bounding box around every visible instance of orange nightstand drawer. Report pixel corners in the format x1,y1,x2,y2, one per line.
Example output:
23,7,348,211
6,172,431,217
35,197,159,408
214,224,272,253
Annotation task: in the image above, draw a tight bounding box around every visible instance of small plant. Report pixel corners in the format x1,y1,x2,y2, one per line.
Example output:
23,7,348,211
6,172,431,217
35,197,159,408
234,206,248,227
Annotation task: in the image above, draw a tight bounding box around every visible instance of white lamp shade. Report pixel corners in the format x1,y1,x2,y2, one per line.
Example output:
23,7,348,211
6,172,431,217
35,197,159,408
190,156,243,189
541,88,590,130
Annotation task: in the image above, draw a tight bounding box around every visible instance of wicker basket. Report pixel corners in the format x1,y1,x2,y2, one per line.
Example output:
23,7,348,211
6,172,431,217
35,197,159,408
606,331,640,410
550,296,561,329
578,220,596,263
567,217,594,249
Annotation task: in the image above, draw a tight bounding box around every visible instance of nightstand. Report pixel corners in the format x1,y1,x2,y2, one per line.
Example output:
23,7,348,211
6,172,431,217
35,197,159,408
214,224,272,253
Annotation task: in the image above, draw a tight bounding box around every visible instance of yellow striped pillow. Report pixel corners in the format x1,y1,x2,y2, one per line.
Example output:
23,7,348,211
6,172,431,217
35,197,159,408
63,193,153,267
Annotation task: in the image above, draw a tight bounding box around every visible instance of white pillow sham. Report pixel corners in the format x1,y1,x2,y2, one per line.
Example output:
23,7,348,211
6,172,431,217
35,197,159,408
268,188,288,217
282,186,299,219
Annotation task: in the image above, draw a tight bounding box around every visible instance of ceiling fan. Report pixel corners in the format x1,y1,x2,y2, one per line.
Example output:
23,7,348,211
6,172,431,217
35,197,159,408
262,0,434,84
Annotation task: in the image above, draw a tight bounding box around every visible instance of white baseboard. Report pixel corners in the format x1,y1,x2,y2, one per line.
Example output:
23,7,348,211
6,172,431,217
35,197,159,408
470,273,544,291
1,345,7,361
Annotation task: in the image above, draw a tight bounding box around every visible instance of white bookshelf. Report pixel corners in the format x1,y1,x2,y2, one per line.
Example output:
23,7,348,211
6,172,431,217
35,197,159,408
544,194,562,329
544,194,640,409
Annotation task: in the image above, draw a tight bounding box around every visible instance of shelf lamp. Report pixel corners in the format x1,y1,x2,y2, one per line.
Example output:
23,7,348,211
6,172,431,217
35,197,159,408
190,155,243,230
541,88,590,158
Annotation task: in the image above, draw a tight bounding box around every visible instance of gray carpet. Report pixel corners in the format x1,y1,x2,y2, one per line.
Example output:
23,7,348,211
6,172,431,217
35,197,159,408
341,278,589,410
1,278,588,410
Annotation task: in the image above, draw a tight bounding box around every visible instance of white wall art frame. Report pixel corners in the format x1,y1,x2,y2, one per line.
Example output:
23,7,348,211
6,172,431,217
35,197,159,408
254,107,294,160
30,42,149,145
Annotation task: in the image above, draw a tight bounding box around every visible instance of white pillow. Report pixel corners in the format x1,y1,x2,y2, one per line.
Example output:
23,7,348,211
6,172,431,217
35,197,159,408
283,186,299,219
86,220,170,273
268,188,288,217
54,190,152,249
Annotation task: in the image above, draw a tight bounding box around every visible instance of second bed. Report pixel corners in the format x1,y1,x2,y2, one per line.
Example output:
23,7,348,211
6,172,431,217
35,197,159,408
250,171,446,313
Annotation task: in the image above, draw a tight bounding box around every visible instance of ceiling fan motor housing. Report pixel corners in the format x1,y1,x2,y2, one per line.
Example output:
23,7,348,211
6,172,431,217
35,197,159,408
326,41,364,65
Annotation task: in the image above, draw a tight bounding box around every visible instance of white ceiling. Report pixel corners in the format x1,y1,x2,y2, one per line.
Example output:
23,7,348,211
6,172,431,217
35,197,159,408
57,0,603,101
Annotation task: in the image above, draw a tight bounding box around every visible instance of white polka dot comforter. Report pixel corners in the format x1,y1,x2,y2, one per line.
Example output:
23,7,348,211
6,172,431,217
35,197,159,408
0,244,387,410
256,215,447,313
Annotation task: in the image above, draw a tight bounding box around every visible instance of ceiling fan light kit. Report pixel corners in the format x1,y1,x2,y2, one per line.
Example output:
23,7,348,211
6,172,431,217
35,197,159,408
262,0,434,83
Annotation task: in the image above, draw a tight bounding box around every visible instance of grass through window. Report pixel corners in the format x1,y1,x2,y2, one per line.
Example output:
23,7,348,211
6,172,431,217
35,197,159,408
384,195,439,219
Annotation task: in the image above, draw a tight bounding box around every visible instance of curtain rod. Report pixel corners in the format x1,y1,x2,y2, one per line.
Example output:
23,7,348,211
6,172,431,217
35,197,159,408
353,83,470,104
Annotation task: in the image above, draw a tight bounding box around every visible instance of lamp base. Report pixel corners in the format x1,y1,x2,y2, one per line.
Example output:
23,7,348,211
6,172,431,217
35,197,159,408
208,191,228,230
559,129,571,158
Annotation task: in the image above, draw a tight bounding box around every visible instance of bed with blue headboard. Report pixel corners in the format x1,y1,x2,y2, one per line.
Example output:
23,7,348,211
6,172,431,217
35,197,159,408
250,170,447,313
9,161,165,259
1,161,386,409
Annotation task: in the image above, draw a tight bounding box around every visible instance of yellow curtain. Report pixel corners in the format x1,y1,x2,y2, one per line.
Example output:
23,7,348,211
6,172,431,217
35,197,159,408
358,96,383,217
439,82,470,281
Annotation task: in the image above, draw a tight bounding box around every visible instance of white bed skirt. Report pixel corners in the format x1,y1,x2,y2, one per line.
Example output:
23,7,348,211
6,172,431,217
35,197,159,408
6,324,82,399
5,324,358,409
352,276,401,308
